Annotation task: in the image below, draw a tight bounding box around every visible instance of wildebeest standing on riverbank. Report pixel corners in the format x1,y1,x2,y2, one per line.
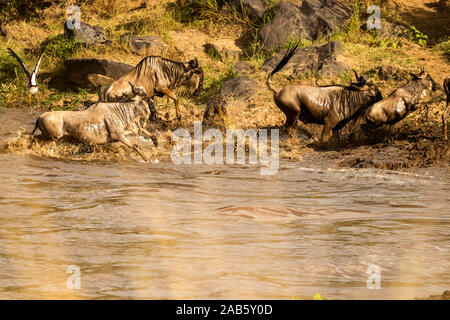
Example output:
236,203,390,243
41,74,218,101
364,68,441,129
100,56,204,121
266,44,383,144
31,96,154,161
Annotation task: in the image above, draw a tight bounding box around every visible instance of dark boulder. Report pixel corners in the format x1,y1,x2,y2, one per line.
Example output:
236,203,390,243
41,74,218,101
225,0,268,21
220,76,262,101
64,59,134,87
203,40,242,61
361,21,406,38
377,64,409,81
261,40,349,77
121,34,168,55
64,21,110,46
203,94,230,128
233,61,256,76
260,0,351,52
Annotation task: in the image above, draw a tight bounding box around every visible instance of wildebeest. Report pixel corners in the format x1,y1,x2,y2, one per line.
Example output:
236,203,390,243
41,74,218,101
100,56,204,121
365,68,441,128
443,76,450,140
31,84,155,161
266,44,383,144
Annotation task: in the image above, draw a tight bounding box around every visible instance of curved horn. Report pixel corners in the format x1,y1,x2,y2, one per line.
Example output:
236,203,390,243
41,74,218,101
410,72,419,80
128,81,136,93
352,69,359,80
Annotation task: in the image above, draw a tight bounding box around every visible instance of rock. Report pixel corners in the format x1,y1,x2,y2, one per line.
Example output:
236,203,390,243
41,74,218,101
203,40,243,61
378,64,409,81
203,76,266,129
121,34,168,55
361,21,406,38
261,40,349,77
220,76,262,101
64,59,134,87
260,0,351,52
203,92,281,130
1,25,9,38
64,21,110,46
202,94,231,128
86,73,115,87
225,0,268,21
233,61,256,76
318,57,349,76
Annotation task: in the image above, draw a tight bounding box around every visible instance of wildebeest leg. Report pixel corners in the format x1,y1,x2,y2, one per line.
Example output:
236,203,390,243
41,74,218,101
31,119,39,135
117,134,148,162
321,112,339,144
145,97,158,120
284,113,298,129
158,87,181,121
273,97,297,129
140,127,159,147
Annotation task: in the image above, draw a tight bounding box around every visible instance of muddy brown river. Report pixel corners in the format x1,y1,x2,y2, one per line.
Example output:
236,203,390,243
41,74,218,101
0,108,448,299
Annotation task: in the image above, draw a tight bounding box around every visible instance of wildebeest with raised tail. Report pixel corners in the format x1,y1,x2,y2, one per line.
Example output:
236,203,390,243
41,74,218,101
266,43,383,144
442,76,449,140
100,56,204,121
364,68,441,128
32,83,155,161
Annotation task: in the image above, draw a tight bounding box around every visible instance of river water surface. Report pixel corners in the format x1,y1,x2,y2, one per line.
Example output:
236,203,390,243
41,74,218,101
0,109,448,299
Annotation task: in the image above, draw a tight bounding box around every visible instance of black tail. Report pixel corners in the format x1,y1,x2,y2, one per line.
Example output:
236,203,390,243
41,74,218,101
31,118,39,135
266,41,300,94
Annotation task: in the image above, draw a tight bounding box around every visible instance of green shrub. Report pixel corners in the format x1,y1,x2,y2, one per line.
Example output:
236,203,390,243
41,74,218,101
434,39,450,60
45,35,78,59
407,26,428,47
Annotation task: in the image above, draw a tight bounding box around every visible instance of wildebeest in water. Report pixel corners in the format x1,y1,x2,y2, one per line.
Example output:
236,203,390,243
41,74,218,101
364,68,442,129
100,56,204,121
266,43,383,144
31,83,156,161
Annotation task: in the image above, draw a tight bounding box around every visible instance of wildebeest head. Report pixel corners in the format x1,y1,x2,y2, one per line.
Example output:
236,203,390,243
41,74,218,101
128,82,157,121
349,70,383,102
410,67,442,94
182,57,204,96
128,82,147,100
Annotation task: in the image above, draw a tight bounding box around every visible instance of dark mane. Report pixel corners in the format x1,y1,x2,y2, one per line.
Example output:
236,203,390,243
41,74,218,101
329,88,379,118
328,86,382,131
135,56,187,88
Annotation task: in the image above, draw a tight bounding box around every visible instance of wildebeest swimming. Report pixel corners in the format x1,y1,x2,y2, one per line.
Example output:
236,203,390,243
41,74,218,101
31,84,155,161
364,68,441,128
442,76,450,140
100,56,204,121
266,43,383,144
